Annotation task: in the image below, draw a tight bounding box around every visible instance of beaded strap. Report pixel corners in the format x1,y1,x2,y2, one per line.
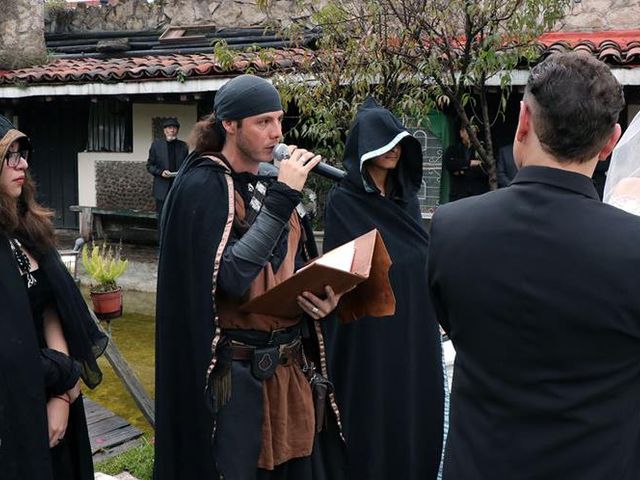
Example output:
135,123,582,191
9,238,37,288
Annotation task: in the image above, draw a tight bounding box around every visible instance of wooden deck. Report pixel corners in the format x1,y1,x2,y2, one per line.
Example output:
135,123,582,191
85,397,144,462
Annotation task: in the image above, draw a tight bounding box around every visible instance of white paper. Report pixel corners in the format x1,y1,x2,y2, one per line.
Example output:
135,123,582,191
299,240,355,273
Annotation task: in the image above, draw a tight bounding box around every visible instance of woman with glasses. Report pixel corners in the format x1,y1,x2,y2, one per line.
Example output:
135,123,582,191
0,115,107,480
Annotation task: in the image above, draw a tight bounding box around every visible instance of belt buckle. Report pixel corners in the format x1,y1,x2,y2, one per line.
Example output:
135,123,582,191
278,338,300,366
268,327,288,345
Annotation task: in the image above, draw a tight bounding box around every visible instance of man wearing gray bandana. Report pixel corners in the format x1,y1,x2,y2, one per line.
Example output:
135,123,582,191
153,75,347,480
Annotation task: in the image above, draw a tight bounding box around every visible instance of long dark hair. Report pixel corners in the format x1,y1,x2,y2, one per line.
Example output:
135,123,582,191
0,168,56,257
187,113,226,154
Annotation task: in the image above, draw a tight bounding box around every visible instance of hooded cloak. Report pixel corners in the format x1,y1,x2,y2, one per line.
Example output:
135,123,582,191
154,153,346,480
322,98,444,480
0,235,52,480
0,236,107,480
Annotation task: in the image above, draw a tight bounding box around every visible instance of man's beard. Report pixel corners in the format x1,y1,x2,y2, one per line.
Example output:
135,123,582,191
236,129,266,164
165,135,177,141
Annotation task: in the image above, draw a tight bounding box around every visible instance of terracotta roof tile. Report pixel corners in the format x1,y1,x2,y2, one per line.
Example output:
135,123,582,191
538,30,640,66
0,49,313,86
1,30,640,88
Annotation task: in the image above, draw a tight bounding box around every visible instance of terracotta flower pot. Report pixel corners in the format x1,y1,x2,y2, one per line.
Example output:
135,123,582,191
90,288,123,320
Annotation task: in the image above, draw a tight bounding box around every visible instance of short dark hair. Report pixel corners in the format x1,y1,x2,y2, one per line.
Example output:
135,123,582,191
524,52,625,163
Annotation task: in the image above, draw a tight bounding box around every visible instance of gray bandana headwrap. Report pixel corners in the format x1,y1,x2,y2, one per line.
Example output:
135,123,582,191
213,75,283,121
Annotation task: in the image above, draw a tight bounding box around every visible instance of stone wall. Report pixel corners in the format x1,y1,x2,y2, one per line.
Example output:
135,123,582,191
1,0,47,68
45,0,325,33
96,161,155,212
562,0,640,31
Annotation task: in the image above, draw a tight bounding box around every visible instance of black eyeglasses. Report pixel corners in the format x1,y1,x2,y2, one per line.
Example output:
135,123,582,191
4,150,29,168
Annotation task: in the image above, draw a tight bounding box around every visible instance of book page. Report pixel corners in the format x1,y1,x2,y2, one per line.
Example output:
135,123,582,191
299,240,355,273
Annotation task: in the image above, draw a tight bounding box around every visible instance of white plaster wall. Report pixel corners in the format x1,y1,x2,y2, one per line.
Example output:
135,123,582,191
77,102,197,206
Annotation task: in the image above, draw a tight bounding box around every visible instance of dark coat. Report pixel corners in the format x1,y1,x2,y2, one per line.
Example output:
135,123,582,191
146,138,189,200
443,143,489,201
0,236,52,480
323,98,444,480
0,238,107,480
428,166,640,480
154,154,345,480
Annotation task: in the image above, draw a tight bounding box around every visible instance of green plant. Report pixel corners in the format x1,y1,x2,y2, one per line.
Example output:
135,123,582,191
272,0,572,190
94,436,154,480
82,243,128,293
175,68,187,83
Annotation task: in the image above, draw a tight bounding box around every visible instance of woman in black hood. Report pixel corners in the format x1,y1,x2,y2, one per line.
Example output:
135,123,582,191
323,98,445,480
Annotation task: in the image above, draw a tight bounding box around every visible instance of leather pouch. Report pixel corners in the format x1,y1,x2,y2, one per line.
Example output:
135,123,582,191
251,346,279,380
309,371,334,433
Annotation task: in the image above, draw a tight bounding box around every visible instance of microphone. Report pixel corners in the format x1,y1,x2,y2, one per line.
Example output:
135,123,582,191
272,143,346,182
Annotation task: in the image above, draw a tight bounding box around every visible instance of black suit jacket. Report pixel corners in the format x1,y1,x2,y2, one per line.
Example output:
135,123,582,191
496,144,518,188
429,166,640,480
146,138,189,200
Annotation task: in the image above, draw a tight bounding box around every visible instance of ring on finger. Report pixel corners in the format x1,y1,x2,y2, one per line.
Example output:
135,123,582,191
312,306,319,314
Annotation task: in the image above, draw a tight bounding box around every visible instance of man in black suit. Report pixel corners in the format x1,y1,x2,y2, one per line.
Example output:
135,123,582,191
146,117,189,215
428,52,640,479
496,143,517,188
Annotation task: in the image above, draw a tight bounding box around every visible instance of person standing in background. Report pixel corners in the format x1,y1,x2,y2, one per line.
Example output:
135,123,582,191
146,117,189,216
443,126,489,201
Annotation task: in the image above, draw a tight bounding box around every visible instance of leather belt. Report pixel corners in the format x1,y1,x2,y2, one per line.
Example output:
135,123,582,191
231,338,304,366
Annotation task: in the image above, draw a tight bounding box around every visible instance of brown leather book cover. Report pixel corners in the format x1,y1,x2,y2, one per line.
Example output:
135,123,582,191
240,229,395,321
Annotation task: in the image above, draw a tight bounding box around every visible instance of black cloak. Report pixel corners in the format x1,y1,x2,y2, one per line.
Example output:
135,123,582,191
0,235,52,479
322,98,444,480
0,236,107,480
154,154,345,480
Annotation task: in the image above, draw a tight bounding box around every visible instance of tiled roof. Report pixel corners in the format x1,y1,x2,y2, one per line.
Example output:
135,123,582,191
0,49,312,86
1,29,639,88
538,30,640,66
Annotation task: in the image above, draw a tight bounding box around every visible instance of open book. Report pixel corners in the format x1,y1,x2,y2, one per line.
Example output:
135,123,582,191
240,229,396,322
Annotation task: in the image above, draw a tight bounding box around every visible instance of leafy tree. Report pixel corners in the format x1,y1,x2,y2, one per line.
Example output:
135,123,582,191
272,0,572,189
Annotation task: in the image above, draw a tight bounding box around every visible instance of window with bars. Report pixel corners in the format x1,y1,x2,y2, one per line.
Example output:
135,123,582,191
86,98,133,152
406,124,444,218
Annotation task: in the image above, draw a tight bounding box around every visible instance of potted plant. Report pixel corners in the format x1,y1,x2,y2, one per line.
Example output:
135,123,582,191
82,242,128,320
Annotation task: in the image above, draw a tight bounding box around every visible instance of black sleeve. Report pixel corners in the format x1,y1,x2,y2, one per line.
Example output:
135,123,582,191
40,348,82,397
147,142,163,177
217,182,302,298
444,145,470,174
427,212,450,334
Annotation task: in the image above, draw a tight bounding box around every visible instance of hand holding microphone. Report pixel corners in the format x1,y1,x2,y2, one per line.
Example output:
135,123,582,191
272,143,347,184
274,144,322,192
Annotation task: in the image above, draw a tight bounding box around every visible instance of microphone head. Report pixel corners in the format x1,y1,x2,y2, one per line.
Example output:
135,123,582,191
272,143,290,161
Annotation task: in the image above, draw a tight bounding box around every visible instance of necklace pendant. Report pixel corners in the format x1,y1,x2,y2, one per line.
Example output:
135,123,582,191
26,272,37,288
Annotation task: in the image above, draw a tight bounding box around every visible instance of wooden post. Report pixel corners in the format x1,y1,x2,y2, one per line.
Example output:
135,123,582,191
79,207,94,242
90,310,156,428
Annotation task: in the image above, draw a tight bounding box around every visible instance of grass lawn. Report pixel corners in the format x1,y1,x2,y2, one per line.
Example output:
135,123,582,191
94,436,154,480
